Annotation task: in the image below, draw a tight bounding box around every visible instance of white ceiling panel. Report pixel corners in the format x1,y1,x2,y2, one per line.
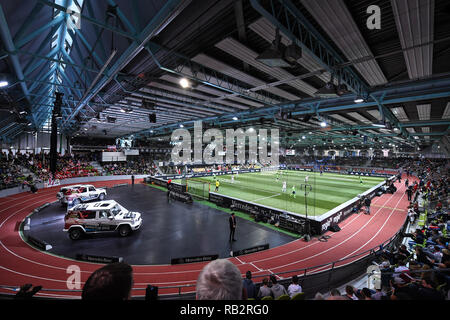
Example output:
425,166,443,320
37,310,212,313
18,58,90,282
301,0,387,86
391,0,434,80
347,112,372,124
367,109,382,121
191,53,300,101
391,106,409,121
417,104,431,120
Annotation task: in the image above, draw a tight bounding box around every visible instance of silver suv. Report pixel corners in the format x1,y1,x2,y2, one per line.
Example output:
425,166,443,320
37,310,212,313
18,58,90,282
57,185,107,206
63,200,142,240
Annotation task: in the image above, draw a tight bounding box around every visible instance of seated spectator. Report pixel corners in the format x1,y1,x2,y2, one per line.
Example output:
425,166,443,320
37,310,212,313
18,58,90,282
380,261,393,288
371,287,388,300
287,275,302,298
360,287,374,300
196,259,242,300
242,271,256,300
344,285,358,300
441,249,450,264
257,278,272,299
329,288,341,297
82,262,133,300
406,278,444,300
393,260,409,277
269,274,288,299
415,246,432,267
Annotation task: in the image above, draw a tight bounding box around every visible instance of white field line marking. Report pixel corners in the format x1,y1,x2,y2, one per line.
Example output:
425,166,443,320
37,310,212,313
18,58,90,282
310,192,406,274
0,180,405,289
249,191,396,266
250,263,262,272
0,194,253,280
265,192,398,271
253,193,281,202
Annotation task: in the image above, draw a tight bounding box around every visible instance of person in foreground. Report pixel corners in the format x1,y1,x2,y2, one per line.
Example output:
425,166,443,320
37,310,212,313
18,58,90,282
82,262,133,300
196,259,243,300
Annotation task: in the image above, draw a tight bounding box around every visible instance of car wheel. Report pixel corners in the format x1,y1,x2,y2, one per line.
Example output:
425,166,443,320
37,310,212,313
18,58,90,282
69,228,83,240
99,193,105,200
118,225,131,237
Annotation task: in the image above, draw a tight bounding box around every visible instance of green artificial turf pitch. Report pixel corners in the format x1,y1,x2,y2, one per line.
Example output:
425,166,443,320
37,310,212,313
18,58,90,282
180,171,385,217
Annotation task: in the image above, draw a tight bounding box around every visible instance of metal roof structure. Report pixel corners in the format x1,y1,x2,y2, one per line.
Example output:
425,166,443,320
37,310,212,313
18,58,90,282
0,0,449,152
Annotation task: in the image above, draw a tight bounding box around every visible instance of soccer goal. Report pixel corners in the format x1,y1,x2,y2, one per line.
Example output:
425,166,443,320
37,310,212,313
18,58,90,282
185,179,210,200
260,166,279,175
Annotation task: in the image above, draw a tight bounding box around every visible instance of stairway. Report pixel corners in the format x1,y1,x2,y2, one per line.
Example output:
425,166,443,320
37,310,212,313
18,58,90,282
90,161,105,175
152,160,164,175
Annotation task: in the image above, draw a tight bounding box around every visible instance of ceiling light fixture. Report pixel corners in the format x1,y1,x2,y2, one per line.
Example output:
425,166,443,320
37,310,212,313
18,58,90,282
0,81,8,88
179,78,190,88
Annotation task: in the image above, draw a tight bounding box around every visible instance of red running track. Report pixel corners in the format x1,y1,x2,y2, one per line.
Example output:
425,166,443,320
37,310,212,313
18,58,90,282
0,176,412,299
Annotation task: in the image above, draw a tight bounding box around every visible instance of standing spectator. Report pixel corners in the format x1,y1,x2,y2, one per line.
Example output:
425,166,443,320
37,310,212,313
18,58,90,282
406,186,413,201
196,259,242,300
229,212,237,242
82,262,134,300
257,278,272,299
364,196,372,215
287,275,302,298
269,275,288,299
242,271,256,300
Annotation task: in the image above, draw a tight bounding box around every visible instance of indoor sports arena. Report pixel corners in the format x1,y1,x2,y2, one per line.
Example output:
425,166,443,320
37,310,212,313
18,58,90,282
0,0,449,307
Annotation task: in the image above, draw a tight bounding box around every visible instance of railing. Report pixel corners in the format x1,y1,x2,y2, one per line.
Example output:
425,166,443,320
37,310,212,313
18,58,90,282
0,215,410,300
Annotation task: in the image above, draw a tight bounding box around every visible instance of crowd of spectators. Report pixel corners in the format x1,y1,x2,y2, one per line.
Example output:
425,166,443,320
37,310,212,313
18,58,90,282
0,152,99,189
75,158,448,301
0,152,28,189
283,155,420,170
102,158,157,176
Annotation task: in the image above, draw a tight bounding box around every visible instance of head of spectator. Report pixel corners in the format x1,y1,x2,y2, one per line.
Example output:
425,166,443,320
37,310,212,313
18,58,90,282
361,287,373,300
82,262,133,300
345,285,358,300
196,259,242,300
314,292,325,300
269,274,278,285
329,288,341,296
242,270,256,300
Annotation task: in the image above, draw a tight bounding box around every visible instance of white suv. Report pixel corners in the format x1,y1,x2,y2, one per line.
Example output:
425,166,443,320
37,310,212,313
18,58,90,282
63,200,142,240
57,184,107,205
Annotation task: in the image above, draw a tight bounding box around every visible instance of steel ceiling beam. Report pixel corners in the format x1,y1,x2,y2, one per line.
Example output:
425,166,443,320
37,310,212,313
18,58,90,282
61,0,190,130
0,4,36,126
249,0,370,97
145,42,281,107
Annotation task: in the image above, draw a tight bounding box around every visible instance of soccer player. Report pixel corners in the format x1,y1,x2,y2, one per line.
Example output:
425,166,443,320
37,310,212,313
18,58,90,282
215,179,220,192
231,174,234,184
282,181,287,193
305,175,309,183
290,185,296,198
359,175,363,185
276,171,280,181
